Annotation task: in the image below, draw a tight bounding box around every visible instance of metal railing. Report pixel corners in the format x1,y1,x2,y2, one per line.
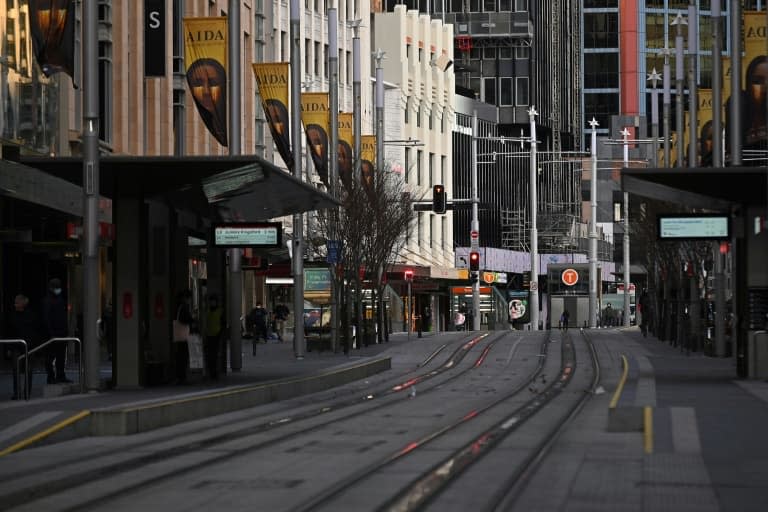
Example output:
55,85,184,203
1,339,29,400
16,337,83,398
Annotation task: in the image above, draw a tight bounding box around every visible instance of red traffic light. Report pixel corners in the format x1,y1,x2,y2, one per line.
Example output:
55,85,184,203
404,269,414,281
432,184,446,214
469,251,480,271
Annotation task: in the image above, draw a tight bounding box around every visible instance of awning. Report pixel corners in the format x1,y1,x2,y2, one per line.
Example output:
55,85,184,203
18,154,340,221
622,166,768,209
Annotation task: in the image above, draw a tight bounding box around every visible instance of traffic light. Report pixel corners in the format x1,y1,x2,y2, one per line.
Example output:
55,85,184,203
432,184,446,214
469,251,480,271
404,269,414,281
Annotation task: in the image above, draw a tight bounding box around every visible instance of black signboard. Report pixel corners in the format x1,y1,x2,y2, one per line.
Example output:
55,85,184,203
747,288,768,330
144,0,166,77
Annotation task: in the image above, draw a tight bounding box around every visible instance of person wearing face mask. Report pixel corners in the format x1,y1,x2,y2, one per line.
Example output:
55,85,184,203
43,277,70,384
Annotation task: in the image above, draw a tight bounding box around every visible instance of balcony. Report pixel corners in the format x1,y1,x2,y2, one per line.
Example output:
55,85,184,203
437,12,532,43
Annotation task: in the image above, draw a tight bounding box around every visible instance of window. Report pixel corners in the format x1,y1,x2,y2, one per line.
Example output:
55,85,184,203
514,0,527,11
417,213,423,247
346,51,352,84
429,214,434,248
441,155,446,184
417,150,422,186
499,77,513,106
405,147,411,183
305,38,311,75
314,42,320,74
416,103,421,127
483,77,496,105
429,104,434,130
483,47,496,59
515,46,529,60
499,47,512,59
98,40,112,143
429,153,434,185
583,13,619,49
404,98,409,124
406,44,411,60
441,217,447,250
583,53,619,88
483,0,495,12
613,202,622,222
515,76,529,106
499,0,512,12
281,31,288,61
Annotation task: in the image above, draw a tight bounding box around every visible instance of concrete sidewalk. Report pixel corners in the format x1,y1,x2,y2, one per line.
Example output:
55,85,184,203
0,331,431,455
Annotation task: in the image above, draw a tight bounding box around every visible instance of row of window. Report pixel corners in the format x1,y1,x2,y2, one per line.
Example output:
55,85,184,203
384,0,528,14
415,212,449,251
403,149,448,188
458,76,529,107
457,46,529,60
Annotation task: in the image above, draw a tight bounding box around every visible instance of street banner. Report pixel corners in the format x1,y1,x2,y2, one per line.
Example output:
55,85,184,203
144,0,166,77
184,17,228,147
29,0,76,78
253,63,293,171
338,113,354,190
301,92,330,186
360,135,376,191
742,12,767,148
698,89,713,165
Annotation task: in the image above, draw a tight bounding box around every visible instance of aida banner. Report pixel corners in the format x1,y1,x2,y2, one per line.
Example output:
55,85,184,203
360,135,376,191
301,92,330,186
338,113,354,189
698,89,713,166
29,0,76,78
253,63,293,171
184,17,228,147
742,12,767,148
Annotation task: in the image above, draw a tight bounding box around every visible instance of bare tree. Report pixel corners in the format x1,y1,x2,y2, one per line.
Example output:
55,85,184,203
309,164,415,349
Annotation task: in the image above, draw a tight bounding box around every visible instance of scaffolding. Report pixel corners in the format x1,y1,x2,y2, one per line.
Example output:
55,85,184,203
500,152,584,254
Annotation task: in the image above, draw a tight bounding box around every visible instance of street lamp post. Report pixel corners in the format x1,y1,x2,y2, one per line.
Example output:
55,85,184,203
662,46,672,168
290,0,305,359
528,107,539,331
328,7,339,353
688,0,698,168
588,118,599,328
672,13,687,167
621,128,631,328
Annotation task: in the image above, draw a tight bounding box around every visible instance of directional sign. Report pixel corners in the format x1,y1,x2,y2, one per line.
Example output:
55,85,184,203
561,268,579,286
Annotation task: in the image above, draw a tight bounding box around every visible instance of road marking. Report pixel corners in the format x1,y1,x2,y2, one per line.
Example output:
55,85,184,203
0,411,62,445
0,410,90,457
644,406,654,454
609,354,629,409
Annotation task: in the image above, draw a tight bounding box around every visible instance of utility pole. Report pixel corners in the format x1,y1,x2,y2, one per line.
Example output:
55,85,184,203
663,46,672,168
328,7,339,353
621,128,631,328
588,118,599,328
672,13,687,167
290,0,305,359
711,0,723,167
688,0,698,168
471,110,480,331
82,0,100,391
528,107,539,331
228,0,243,372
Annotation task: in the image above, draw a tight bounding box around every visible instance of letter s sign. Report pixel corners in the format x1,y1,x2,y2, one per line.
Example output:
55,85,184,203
144,0,166,77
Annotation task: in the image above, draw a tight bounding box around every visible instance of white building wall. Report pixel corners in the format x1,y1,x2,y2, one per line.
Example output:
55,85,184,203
374,5,455,271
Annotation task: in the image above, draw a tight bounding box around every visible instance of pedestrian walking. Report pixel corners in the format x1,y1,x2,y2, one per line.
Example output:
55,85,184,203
42,278,70,384
273,303,289,342
561,309,570,331
248,302,268,352
172,290,194,384
3,294,41,399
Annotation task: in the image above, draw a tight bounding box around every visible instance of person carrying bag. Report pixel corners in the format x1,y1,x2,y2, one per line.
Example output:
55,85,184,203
173,290,194,384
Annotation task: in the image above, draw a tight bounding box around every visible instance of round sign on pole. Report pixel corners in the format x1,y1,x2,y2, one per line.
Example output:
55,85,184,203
530,282,538,291
470,230,479,240
561,268,579,286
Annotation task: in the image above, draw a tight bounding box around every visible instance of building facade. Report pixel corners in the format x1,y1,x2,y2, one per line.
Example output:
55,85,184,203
374,5,455,271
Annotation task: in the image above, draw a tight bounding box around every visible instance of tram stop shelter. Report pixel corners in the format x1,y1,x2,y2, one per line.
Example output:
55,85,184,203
622,166,768,378
12,154,339,388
